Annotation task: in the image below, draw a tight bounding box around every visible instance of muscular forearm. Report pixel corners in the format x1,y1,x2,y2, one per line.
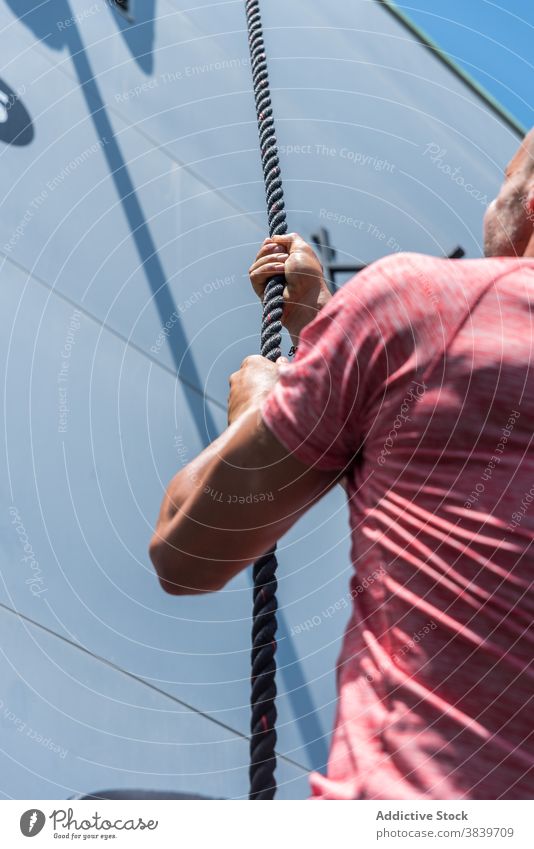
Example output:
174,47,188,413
149,404,338,595
150,230,337,595
149,419,251,594
150,409,285,594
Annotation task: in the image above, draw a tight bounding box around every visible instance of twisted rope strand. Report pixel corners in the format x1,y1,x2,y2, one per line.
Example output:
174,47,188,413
245,0,288,800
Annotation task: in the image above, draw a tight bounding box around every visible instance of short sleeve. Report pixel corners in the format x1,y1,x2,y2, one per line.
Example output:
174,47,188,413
261,256,402,471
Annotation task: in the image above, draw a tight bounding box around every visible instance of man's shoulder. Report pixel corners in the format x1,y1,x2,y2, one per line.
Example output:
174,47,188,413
361,251,495,282
363,252,530,281
340,252,449,311
344,252,449,296
333,253,520,333
344,252,521,301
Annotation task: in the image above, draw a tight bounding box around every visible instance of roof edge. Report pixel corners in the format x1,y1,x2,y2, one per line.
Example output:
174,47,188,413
376,0,526,138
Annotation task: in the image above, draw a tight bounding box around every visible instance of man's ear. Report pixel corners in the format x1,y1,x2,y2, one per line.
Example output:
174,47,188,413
524,185,534,219
522,183,534,257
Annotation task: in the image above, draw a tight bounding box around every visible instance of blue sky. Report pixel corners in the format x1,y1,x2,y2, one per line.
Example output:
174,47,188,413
394,0,533,130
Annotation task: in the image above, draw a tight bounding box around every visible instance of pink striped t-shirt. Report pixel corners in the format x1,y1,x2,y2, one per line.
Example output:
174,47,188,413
262,253,534,800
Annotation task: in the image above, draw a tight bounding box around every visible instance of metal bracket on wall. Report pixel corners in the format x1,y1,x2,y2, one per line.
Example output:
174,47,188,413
311,226,465,292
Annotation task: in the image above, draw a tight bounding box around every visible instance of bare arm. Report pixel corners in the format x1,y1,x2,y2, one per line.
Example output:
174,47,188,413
150,233,336,594
149,404,338,595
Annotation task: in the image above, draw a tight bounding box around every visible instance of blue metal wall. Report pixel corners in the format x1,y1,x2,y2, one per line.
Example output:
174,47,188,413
0,0,521,799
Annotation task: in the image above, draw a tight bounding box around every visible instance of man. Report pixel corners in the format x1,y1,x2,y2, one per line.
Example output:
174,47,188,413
150,130,534,799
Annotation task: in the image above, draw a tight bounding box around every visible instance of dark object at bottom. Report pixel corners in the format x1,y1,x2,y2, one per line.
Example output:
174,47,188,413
70,789,216,800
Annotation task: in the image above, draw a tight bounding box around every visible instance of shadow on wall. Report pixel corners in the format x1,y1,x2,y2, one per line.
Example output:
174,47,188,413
5,0,156,74
0,77,34,146
111,0,157,76
5,0,217,442
5,0,331,777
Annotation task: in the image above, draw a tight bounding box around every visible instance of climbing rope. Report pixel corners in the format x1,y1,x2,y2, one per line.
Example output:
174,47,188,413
245,0,288,800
